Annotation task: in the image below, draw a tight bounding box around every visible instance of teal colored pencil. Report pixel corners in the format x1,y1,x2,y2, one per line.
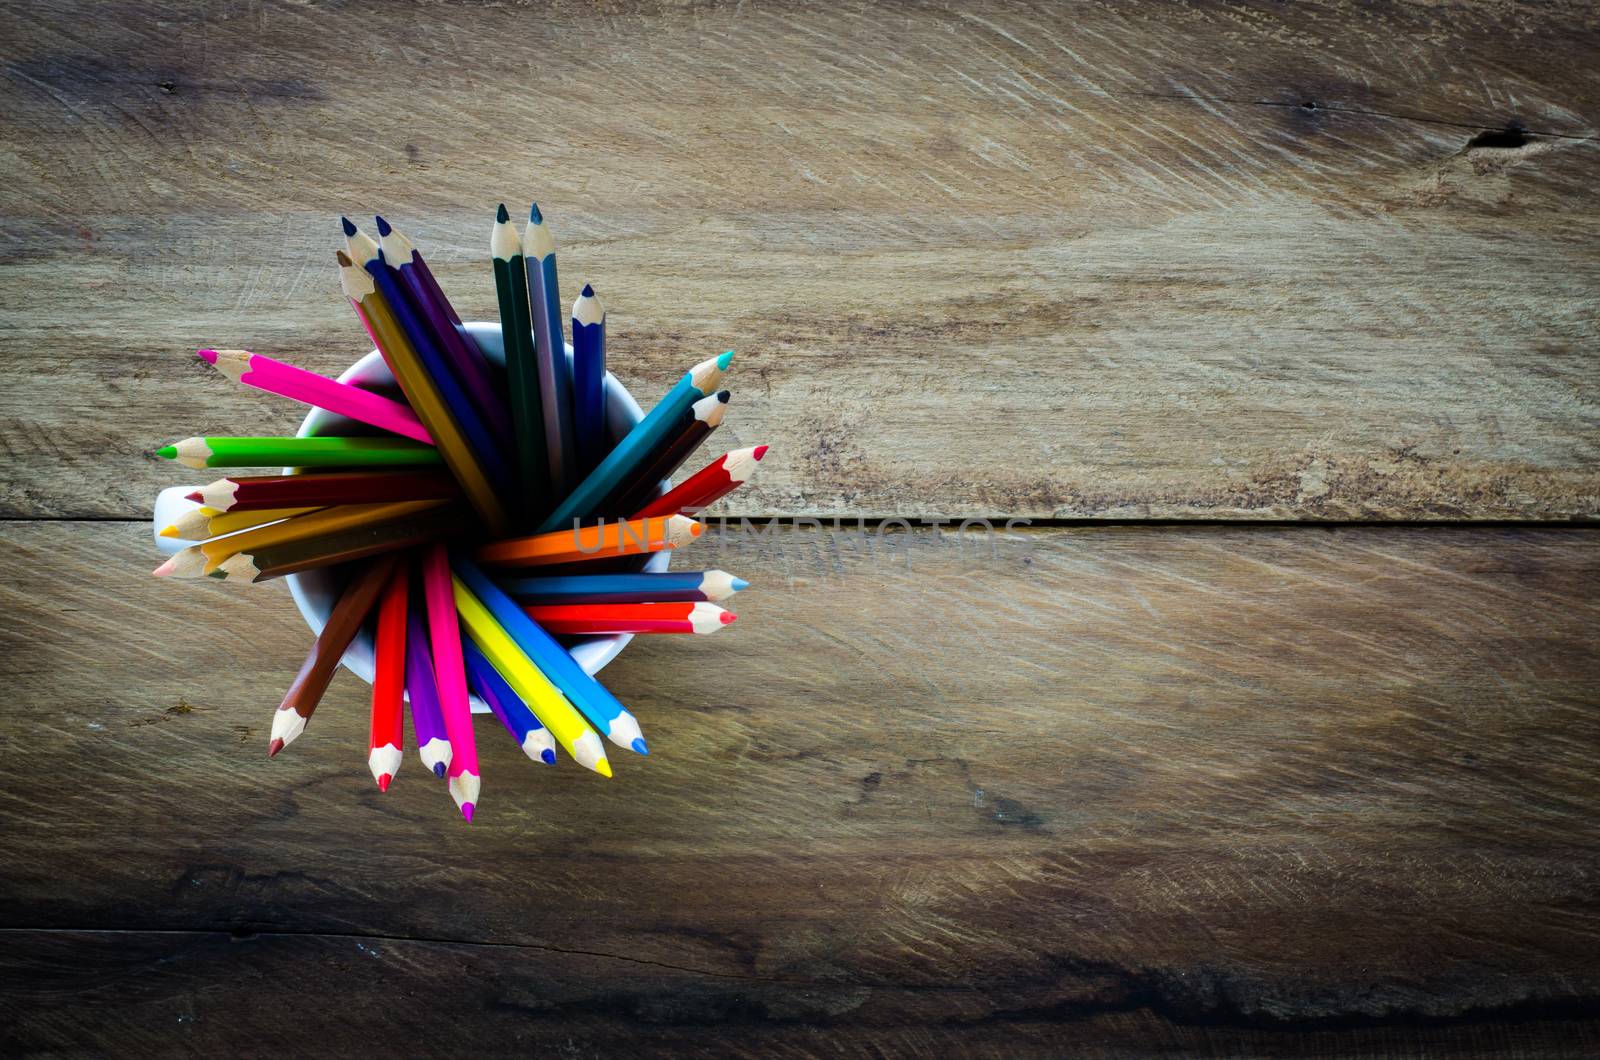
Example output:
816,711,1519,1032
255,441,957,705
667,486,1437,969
536,351,732,533
524,203,576,498
492,204,550,521
452,555,648,755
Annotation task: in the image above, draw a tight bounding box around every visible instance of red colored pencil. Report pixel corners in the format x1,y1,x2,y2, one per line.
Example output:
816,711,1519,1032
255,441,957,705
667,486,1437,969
522,601,736,635
186,471,461,512
634,445,768,518
368,561,409,791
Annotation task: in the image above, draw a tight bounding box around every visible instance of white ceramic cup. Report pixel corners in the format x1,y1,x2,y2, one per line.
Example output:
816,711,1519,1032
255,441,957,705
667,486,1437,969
152,321,664,712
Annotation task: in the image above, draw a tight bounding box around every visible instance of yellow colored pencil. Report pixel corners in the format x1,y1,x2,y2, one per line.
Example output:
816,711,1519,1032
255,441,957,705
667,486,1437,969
337,251,510,535
451,573,611,777
476,514,700,568
161,506,321,541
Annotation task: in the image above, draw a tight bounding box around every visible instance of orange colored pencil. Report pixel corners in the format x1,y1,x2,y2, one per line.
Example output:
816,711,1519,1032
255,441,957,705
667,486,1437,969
476,514,701,568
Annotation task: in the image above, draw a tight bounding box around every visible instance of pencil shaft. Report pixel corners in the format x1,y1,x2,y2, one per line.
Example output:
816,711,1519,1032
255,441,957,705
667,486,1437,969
499,570,739,604
454,557,646,753
192,470,459,512
199,499,445,573
221,504,461,582
199,349,432,444
451,572,611,775
462,636,556,764
494,253,550,520
166,436,441,469
571,293,606,476
422,543,479,816
369,562,409,788
395,255,514,450
633,446,766,519
405,602,452,777
522,602,731,635
271,553,400,754
476,515,695,567
600,408,721,518
527,252,576,496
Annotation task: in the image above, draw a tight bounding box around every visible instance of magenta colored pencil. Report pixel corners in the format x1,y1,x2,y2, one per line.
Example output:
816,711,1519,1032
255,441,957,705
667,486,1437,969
404,606,452,778
421,542,480,821
375,217,514,452
197,348,433,445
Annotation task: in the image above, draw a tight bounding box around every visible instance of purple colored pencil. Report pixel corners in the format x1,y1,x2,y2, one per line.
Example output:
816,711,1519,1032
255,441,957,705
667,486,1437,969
462,637,558,765
404,607,452,778
374,216,515,453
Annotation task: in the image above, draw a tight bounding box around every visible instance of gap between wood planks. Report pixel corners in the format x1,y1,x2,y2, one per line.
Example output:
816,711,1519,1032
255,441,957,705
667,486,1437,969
1141,93,1600,142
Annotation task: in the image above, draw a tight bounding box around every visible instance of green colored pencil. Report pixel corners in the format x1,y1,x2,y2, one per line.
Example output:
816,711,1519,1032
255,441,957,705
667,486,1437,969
492,203,550,523
156,436,443,470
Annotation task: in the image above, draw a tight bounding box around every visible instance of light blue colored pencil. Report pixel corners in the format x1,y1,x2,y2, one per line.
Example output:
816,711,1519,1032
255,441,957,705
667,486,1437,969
500,570,747,604
571,283,606,476
453,555,649,755
462,636,557,765
536,350,733,533
524,203,576,498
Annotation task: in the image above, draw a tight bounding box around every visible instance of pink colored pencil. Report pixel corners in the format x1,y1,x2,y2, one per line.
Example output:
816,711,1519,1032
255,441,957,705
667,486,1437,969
421,542,480,821
197,348,434,445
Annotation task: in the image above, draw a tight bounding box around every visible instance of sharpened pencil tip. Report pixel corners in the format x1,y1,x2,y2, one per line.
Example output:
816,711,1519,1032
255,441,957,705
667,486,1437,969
716,389,731,402
184,490,202,502
581,282,594,297
730,577,749,591
528,201,543,224
717,350,734,370
152,558,176,578
752,445,769,461
495,203,509,223
374,215,391,236
156,445,176,460
631,738,650,756
595,758,613,778
721,611,737,624
268,738,284,758
432,762,446,778
541,749,557,765
195,348,218,364
159,526,178,539
377,774,391,792
461,803,475,823
341,216,359,237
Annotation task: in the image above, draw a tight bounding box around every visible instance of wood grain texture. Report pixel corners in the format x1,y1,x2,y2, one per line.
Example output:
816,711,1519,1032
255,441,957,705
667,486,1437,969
2,521,1597,1055
2,0,1598,519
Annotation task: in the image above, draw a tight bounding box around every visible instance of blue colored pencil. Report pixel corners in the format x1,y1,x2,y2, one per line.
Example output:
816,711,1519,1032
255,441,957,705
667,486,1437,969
536,350,733,533
571,283,607,476
500,570,747,604
375,215,514,453
354,226,513,497
452,555,649,755
404,606,452,778
524,203,577,498
462,636,557,765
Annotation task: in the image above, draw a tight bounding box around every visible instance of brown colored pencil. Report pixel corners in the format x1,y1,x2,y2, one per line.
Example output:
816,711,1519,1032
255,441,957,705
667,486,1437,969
195,499,448,574
338,250,511,535
186,471,460,512
217,504,462,582
268,553,401,756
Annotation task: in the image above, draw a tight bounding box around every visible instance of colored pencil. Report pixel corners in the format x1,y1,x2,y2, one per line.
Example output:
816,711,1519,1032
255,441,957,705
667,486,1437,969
500,570,748,604
338,249,511,535
355,225,513,497
492,204,550,520
422,543,479,821
524,602,736,635
538,351,733,532
454,557,648,755
214,504,461,582
477,514,700,568
158,436,441,470
600,390,729,518
375,215,514,452
269,553,400,756
187,471,459,512
462,636,558,765
571,283,606,475
197,348,432,444
405,601,452,778
451,570,612,776
369,562,409,791
524,202,576,497
634,445,769,519
156,500,447,577
161,505,319,541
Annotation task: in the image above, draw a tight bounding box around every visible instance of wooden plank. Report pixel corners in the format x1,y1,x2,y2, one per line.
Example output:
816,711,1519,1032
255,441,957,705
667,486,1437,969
2,1,1597,519
1,521,1597,1054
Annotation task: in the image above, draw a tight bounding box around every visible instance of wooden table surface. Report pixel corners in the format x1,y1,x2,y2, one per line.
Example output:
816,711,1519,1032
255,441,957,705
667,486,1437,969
2,1,1597,1055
